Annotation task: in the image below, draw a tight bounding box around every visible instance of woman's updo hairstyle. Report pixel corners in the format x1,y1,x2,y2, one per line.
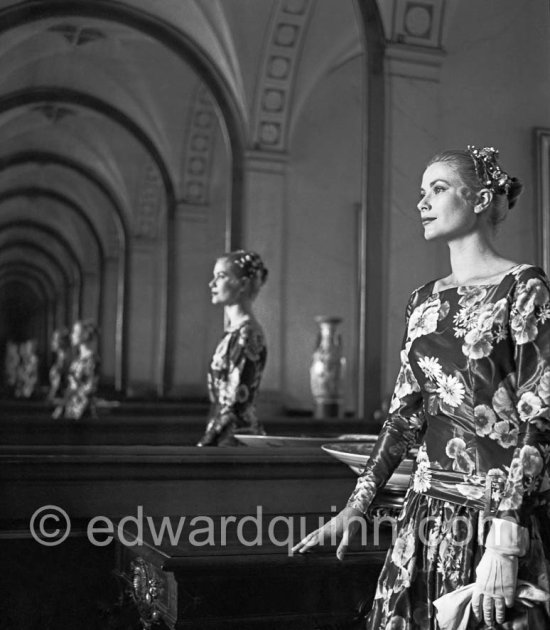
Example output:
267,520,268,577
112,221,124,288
221,250,268,298
53,327,71,351
426,146,523,227
75,319,99,345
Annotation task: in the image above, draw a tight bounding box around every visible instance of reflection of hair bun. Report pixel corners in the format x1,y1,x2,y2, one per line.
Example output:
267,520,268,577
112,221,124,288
226,250,267,283
75,319,99,344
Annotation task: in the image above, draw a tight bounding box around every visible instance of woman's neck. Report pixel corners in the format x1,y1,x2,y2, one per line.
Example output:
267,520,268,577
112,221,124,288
224,302,254,329
446,233,511,285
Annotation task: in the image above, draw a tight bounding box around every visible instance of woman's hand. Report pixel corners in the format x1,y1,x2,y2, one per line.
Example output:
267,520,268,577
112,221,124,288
472,548,518,626
471,517,528,627
291,506,364,561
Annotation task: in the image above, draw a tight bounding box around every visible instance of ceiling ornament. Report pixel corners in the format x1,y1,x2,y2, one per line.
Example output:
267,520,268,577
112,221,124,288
48,24,106,47
252,0,313,152
180,83,217,211
31,104,76,123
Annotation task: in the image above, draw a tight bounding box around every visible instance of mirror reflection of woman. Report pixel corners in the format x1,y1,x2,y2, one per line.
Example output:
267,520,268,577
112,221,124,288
15,339,38,399
53,319,99,420
197,250,268,447
293,147,550,628
47,328,72,404
4,340,20,397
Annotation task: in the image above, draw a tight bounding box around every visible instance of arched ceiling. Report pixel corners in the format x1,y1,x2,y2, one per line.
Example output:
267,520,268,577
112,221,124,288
0,0,366,390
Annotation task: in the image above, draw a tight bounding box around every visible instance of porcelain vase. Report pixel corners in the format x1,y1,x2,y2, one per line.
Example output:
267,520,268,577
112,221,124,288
309,316,346,419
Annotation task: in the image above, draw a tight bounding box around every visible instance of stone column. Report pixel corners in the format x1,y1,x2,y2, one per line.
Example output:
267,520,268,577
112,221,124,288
376,0,455,391
242,150,287,413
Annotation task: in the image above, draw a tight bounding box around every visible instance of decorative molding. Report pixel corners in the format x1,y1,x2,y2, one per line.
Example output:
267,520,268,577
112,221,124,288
252,0,313,152
48,23,106,47
244,149,288,174
393,0,443,48
31,104,75,123
174,200,208,223
376,0,455,50
384,42,445,81
181,83,217,208
129,557,164,629
134,161,162,239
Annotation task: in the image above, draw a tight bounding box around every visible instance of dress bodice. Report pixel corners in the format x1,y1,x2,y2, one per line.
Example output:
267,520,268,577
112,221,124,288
348,264,550,523
405,267,542,476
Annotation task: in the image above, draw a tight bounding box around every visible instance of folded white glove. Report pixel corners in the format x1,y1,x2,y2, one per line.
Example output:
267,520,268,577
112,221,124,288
434,581,550,630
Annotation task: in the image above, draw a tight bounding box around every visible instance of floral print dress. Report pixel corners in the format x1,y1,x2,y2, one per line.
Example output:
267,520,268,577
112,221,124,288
48,348,72,402
198,318,267,446
53,351,99,420
347,264,550,629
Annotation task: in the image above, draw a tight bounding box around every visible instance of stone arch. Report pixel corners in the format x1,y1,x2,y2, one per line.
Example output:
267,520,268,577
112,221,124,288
0,0,248,395
0,153,124,388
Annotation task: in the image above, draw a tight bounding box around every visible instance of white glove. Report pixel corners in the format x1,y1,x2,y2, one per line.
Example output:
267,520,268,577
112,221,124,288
471,518,528,627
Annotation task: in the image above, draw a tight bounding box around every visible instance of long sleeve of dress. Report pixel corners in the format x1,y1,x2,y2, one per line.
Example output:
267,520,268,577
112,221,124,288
347,291,427,515
496,267,550,525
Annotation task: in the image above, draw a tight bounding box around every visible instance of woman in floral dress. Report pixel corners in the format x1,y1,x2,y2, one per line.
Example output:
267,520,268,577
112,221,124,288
197,250,268,447
47,328,72,404
53,319,99,420
293,147,550,628
15,339,38,399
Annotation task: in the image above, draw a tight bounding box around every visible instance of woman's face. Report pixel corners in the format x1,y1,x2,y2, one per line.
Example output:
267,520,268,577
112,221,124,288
209,258,244,306
417,162,478,241
71,323,82,346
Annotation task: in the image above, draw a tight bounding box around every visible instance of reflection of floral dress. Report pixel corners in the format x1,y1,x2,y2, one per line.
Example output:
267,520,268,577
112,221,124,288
57,353,99,420
48,350,72,402
198,318,267,446
347,264,550,629
15,351,38,399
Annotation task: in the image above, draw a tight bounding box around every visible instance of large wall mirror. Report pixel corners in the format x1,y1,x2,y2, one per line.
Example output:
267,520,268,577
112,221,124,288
0,0,373,415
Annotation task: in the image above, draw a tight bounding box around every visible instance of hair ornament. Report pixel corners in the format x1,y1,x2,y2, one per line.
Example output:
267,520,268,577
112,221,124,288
467,145,513,195
231,250,267,281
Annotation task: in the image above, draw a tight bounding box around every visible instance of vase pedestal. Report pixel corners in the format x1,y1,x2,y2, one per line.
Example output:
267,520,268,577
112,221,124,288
313,400,343,419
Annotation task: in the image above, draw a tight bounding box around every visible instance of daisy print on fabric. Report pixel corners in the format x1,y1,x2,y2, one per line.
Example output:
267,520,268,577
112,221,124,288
412,443,432,493
417,355,465,415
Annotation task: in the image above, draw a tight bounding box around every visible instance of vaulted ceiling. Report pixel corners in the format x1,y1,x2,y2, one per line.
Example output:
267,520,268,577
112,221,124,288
0,0,363,393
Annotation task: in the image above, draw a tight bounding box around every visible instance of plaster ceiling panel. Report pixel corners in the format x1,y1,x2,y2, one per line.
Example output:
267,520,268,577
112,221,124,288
0,101,153,219
0,18,204,197
290,0,362,132
0,131,127,215
0,20,175,155
120,0,249,123
199,0,275,121
0,19,205,163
